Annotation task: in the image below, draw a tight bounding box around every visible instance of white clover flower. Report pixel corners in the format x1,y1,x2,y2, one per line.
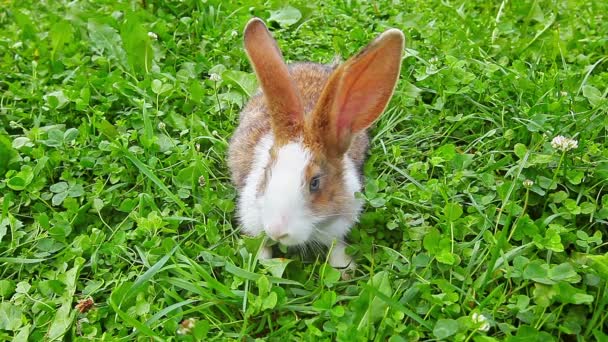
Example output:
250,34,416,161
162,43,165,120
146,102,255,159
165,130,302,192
231,30,238,37
198,176,205,187
523,179,534,188
195,143,201,152
177,318,196,335
471,312,490,332
209,73,222,82
158,122,166,130
148,31,158,40
551,135,578,152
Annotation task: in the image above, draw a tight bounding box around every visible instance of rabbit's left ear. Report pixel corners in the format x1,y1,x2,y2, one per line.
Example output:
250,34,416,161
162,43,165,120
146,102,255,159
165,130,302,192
243,18,304,144
310,29,404,157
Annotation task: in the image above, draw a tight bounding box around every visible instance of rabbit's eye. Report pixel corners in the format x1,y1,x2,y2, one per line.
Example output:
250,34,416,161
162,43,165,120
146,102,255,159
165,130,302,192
309,175,321,193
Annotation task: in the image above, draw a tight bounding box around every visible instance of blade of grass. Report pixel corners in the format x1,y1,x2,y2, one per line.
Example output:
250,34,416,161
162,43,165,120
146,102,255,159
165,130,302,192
109,297,163,340
121,244,179,304
120,147,189,213
0,257,47,264
360,283,432,330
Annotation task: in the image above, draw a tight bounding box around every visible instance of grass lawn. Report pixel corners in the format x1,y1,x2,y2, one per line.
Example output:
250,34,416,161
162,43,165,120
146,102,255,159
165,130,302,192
1,0,608,340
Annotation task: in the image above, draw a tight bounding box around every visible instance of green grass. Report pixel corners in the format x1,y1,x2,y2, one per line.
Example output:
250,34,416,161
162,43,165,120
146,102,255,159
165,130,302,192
1,0,608,340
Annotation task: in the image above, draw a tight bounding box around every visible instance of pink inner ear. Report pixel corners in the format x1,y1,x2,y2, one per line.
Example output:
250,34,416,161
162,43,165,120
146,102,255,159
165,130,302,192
336,94,363,136
335,50,394,139
311,28,403,157
334,53,378,138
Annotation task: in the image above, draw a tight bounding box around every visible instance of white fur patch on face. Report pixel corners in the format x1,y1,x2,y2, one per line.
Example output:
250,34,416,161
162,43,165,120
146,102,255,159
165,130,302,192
261,141,313,246
342,156,363,218
238,136,364,249
238,134,274,237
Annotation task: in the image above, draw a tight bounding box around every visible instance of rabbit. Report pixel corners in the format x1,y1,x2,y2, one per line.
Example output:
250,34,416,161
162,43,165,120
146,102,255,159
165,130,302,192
227,18,404,277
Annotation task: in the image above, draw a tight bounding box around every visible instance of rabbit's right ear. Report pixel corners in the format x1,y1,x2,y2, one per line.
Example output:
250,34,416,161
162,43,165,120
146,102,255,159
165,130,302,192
308,29,404,158
243,18,304,144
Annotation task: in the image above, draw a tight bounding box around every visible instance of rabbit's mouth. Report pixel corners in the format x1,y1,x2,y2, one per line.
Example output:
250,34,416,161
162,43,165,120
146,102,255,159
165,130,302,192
273,235,301,246
264,219,315,247
266,231,310,247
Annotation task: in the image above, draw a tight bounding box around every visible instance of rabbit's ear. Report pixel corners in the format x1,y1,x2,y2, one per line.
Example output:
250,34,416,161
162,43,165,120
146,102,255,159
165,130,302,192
243,18,303,143
310,29,404,157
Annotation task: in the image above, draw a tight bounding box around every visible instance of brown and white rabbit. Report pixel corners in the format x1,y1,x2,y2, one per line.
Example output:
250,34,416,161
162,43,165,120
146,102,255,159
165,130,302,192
227,18,404,275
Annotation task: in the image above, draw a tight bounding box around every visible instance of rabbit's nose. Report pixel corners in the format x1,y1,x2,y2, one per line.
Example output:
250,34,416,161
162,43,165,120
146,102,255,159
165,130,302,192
267,216,288,241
